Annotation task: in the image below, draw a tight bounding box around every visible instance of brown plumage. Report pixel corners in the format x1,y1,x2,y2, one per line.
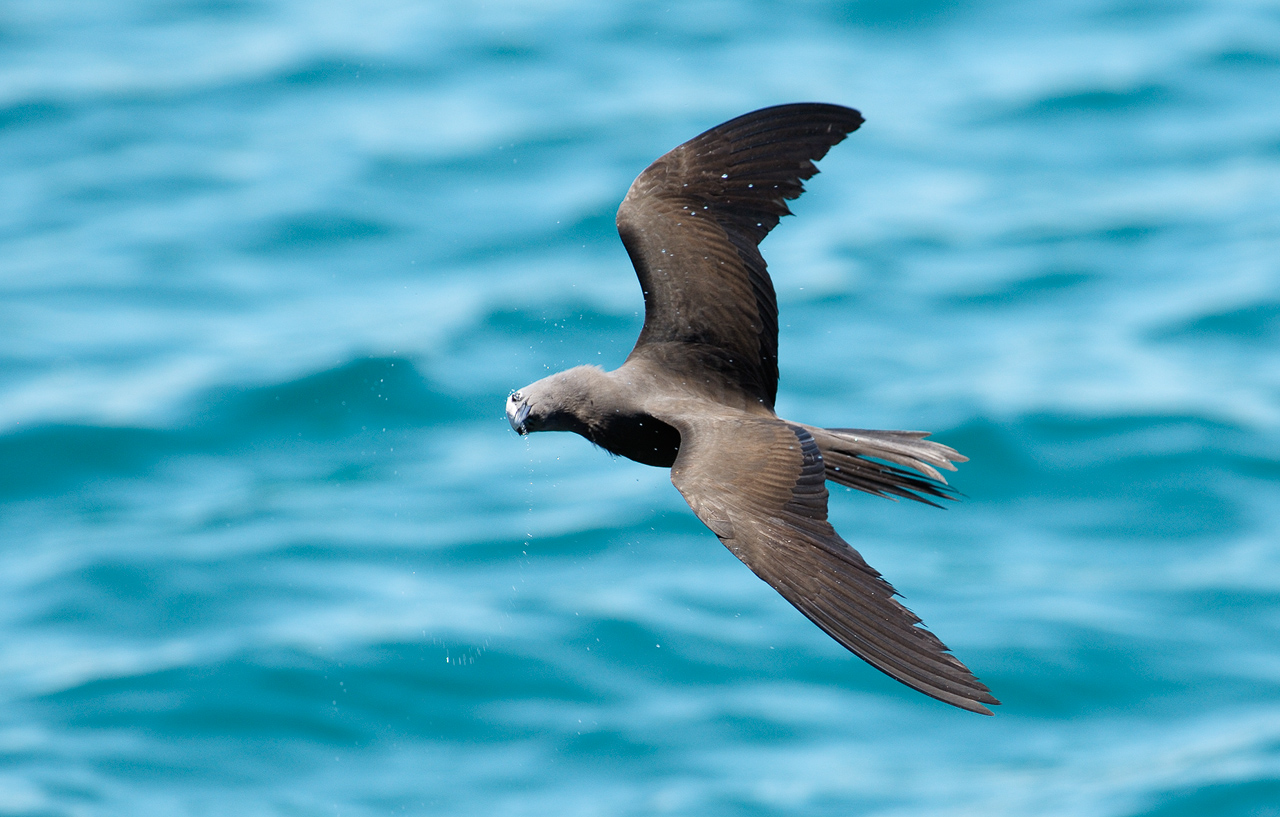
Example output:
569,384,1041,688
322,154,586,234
507,103,998,715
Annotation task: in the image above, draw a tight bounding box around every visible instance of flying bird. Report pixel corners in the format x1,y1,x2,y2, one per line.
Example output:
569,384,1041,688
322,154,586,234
506,103,998,715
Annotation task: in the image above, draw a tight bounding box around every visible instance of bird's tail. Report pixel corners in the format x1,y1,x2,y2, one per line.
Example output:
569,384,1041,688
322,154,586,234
801,425,967,508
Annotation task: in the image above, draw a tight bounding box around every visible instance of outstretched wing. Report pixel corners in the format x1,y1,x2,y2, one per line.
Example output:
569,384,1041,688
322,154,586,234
617,104,864,410
669,416,999,714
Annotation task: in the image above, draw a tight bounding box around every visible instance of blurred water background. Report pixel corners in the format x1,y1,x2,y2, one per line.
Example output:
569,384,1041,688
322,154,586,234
2,0,1279,814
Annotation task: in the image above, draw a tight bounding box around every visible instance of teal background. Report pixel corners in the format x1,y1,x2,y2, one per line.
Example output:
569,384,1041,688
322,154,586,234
2,1,1279,814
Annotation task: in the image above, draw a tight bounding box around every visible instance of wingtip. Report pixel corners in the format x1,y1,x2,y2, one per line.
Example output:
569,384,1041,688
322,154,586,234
935,687,1001,716
974,698,1001,716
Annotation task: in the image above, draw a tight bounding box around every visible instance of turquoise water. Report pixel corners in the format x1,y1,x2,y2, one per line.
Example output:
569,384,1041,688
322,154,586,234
3,1,1280,814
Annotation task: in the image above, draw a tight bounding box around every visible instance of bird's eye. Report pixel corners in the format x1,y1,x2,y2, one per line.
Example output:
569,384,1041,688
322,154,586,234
511,391,523,402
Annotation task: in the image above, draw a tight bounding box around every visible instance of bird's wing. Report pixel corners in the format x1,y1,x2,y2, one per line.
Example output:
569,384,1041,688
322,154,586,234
668,416,999,714
617,104,864,409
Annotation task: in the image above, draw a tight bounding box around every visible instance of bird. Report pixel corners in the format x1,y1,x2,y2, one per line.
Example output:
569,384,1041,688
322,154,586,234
506,103,998,715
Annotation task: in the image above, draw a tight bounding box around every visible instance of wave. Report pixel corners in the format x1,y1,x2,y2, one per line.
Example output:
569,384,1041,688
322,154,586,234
0,358,483,502
1152,301,1280,344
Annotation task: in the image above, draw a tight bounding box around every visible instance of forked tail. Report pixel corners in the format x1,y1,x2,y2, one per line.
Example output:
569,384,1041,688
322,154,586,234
802,426,968,508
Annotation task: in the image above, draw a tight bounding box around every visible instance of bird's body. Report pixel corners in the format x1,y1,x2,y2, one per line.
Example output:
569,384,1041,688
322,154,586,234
507,103,999,715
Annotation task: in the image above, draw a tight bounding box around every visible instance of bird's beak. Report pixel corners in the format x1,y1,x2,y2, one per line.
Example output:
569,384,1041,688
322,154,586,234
508,401,531,435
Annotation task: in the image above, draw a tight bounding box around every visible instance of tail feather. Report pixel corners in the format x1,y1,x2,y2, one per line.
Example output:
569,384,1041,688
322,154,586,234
803,426,968,508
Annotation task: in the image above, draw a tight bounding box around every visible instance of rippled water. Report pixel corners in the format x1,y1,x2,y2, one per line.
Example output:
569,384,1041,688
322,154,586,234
3,1,1279,814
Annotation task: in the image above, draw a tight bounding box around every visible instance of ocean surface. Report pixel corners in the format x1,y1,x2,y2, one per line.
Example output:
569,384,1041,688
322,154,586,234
3,1,1279,814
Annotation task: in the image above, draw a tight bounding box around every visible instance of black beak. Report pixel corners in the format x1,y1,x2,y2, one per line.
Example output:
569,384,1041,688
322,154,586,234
508,401,531,435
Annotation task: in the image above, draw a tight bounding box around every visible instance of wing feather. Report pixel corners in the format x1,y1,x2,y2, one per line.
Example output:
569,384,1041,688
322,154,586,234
618,104,864,408
669,417,999,715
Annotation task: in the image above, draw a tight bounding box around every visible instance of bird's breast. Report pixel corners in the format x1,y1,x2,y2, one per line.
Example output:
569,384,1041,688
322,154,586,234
590,411,681,468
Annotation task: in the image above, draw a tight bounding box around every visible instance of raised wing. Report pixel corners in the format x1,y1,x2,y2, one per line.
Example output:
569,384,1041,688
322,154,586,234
669,416,999,714
617,104,864,409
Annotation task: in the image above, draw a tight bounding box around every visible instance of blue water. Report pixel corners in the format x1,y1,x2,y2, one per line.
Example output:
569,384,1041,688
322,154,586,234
3,1,1279,814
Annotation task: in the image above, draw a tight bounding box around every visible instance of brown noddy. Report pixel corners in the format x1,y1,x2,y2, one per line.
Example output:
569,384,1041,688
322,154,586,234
506,103,998,715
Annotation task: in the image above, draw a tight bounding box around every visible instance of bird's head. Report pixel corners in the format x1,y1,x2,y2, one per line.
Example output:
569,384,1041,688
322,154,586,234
506,367,604,437
505,388,534,435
